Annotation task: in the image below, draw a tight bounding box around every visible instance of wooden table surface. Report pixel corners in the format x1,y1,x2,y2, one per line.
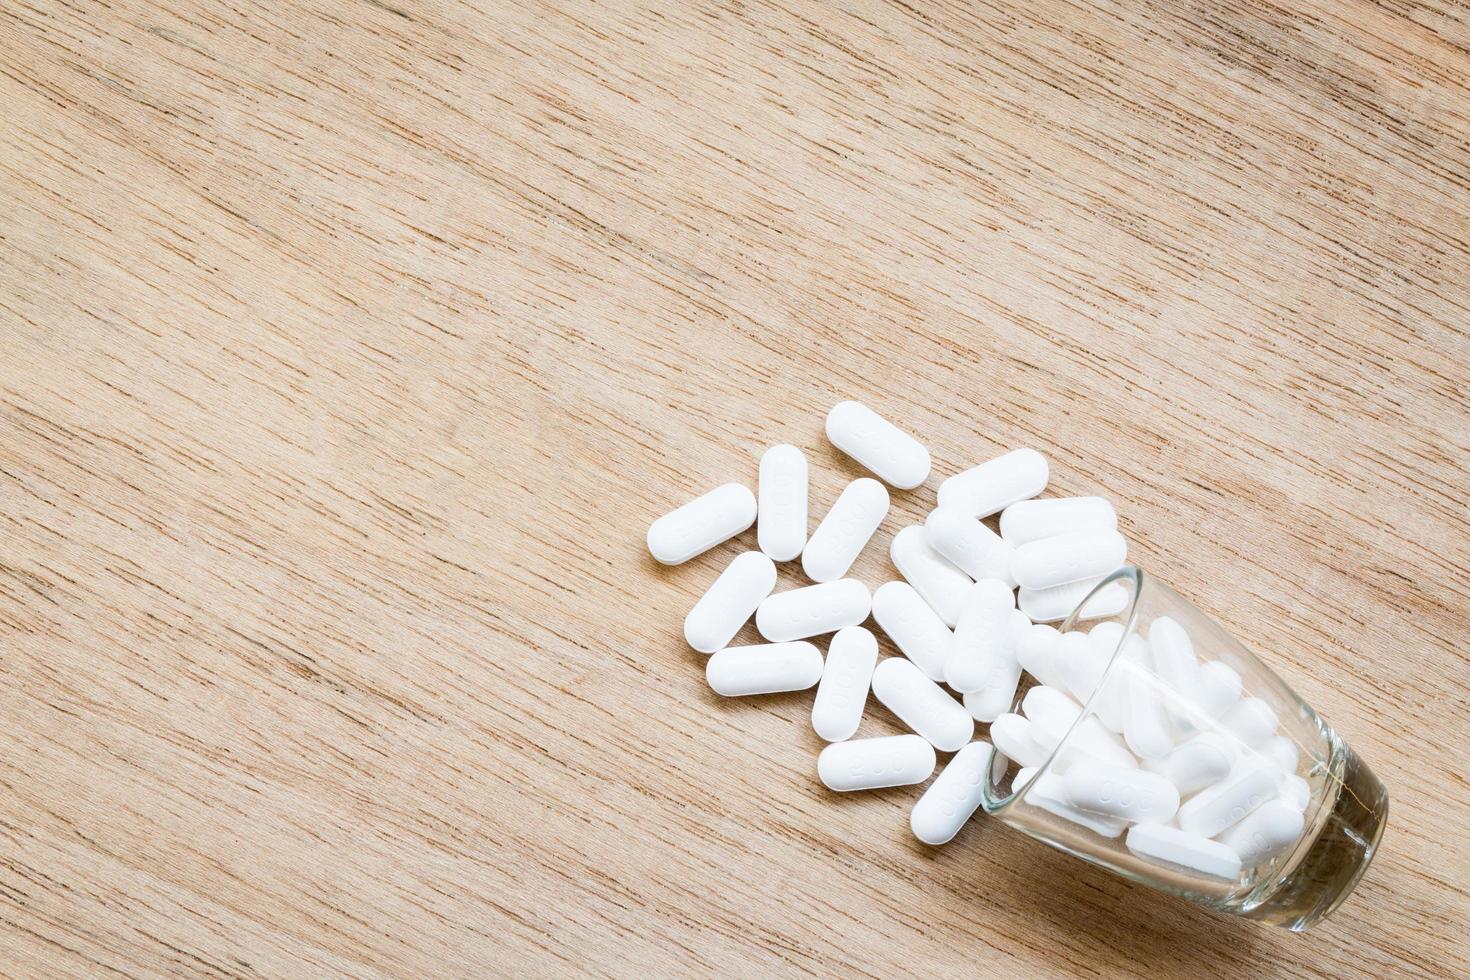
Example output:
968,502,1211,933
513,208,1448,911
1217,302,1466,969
3,0,1469,976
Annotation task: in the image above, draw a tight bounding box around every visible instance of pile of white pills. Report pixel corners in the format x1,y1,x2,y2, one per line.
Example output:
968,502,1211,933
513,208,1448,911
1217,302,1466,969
649,400,1309,882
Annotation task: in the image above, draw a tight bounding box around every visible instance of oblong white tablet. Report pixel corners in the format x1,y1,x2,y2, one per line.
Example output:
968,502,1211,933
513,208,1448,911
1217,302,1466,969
872,657,974,751
1015,623,1068,690
1063,763,1180,825
891,525,973,627
825,400,931,489
938,448,1049,517
1218,800,1305,865
911,742,995,845
818,734,936,792
1126,824,1242,882
647,483,757,564
1220,697,1279,748
870,581,953,681
801,478,889,582
757,444,808,561
1011,530,1127,591
945,579,1017,694
1148,616,1202,730
706,642,823,696
1123,669,1176,762
924,507,1016,586
1021,685,1083,747
1147,732,1236,795
1000,496,1118,546
1023,772,1126,837
811,627,879,742
755,579,871,642
683,551,778,653
1018,578,1129,623
1177,762,1279,838
1258,735,1300,774
1197,660,1244,718
1280,773,1311,811
990,713,1050,768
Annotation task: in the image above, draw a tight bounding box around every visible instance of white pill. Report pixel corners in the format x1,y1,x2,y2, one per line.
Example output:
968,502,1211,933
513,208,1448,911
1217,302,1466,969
911,741,996,845
825,400,931,489
1123,663,1176,761
683,551,778,653
756,579,871,641
1147,732,1237,795
1018,578,1129,623
757,445,808,561
811,627,879,742
1280,772,1311,811
1177,761,1279,838
871,581,953,682
1023,772,1126,838
1058,716,1140,771
1022,685,1082,747
1126,824,1242,882
818,734,936,792
647,483,757,565
1258,735,1300,774
938,448,1049,517
872,657,974,751
1064,763,1180,825
801,478,889,582
1148,616,1202,729
1015,623,1068,689
946,579,1017,693
924,507,1016,586
990,713,1051,768
1198,660,1243,718
1011,530,1127,591
1065,626,1127,733
962,669,1022,724
1220,698,1279,748
999,496,1118,546
706,642,823,696
1218,800,1305,865
891,525,973,627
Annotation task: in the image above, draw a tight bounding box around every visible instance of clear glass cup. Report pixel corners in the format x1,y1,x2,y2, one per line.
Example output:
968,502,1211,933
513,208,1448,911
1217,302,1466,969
981,566,1387,931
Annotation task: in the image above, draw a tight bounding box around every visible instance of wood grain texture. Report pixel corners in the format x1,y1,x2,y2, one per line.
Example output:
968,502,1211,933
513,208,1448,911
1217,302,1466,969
2,0,1468,975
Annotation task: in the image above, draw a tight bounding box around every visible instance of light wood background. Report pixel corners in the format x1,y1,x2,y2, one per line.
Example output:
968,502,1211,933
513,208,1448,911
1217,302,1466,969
2,0,1468,976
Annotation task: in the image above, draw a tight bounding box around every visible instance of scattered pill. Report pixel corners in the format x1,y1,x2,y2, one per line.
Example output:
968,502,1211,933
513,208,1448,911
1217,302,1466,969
924,507,1016,586
756,579,871,642
946,579,1017,694
1218,800,1305,864
1011,529,1128,591
1064,763,1180,825
1000,496,1118,546
891,525,973,627
647,483,757,564
707,642,823,697
1125,824,1242,881
756,444,808,561
684,551,778,653
1220,697,1280,748
938,448,1048,518
911,742,996,845
1177,761,1279,838
811,627,879,742
1018,578,1129,623
818,734,936,792
1147,732,1236,795
825,401,931,489
991,713,1051,768
870,581,953,682
802,478,889,582
873,657,975,752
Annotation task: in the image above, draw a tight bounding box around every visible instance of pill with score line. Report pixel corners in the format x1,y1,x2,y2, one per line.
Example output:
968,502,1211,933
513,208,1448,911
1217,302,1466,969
683,551,778,653
873,657,974,752
810,626,879,742
871,581,952,682
802,477,889,583
911,742,996,845
818,735,936,792
757,444,808,562
756,579,871,642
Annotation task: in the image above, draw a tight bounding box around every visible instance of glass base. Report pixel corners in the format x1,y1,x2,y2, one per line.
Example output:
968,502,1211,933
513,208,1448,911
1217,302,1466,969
1243,745,1388,930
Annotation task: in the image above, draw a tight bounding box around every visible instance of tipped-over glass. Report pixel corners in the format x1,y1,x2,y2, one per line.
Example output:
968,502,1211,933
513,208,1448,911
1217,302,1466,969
981,566,1387,931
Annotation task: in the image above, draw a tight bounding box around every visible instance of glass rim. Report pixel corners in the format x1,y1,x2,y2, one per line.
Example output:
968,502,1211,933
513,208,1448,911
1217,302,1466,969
982,564,1144,815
